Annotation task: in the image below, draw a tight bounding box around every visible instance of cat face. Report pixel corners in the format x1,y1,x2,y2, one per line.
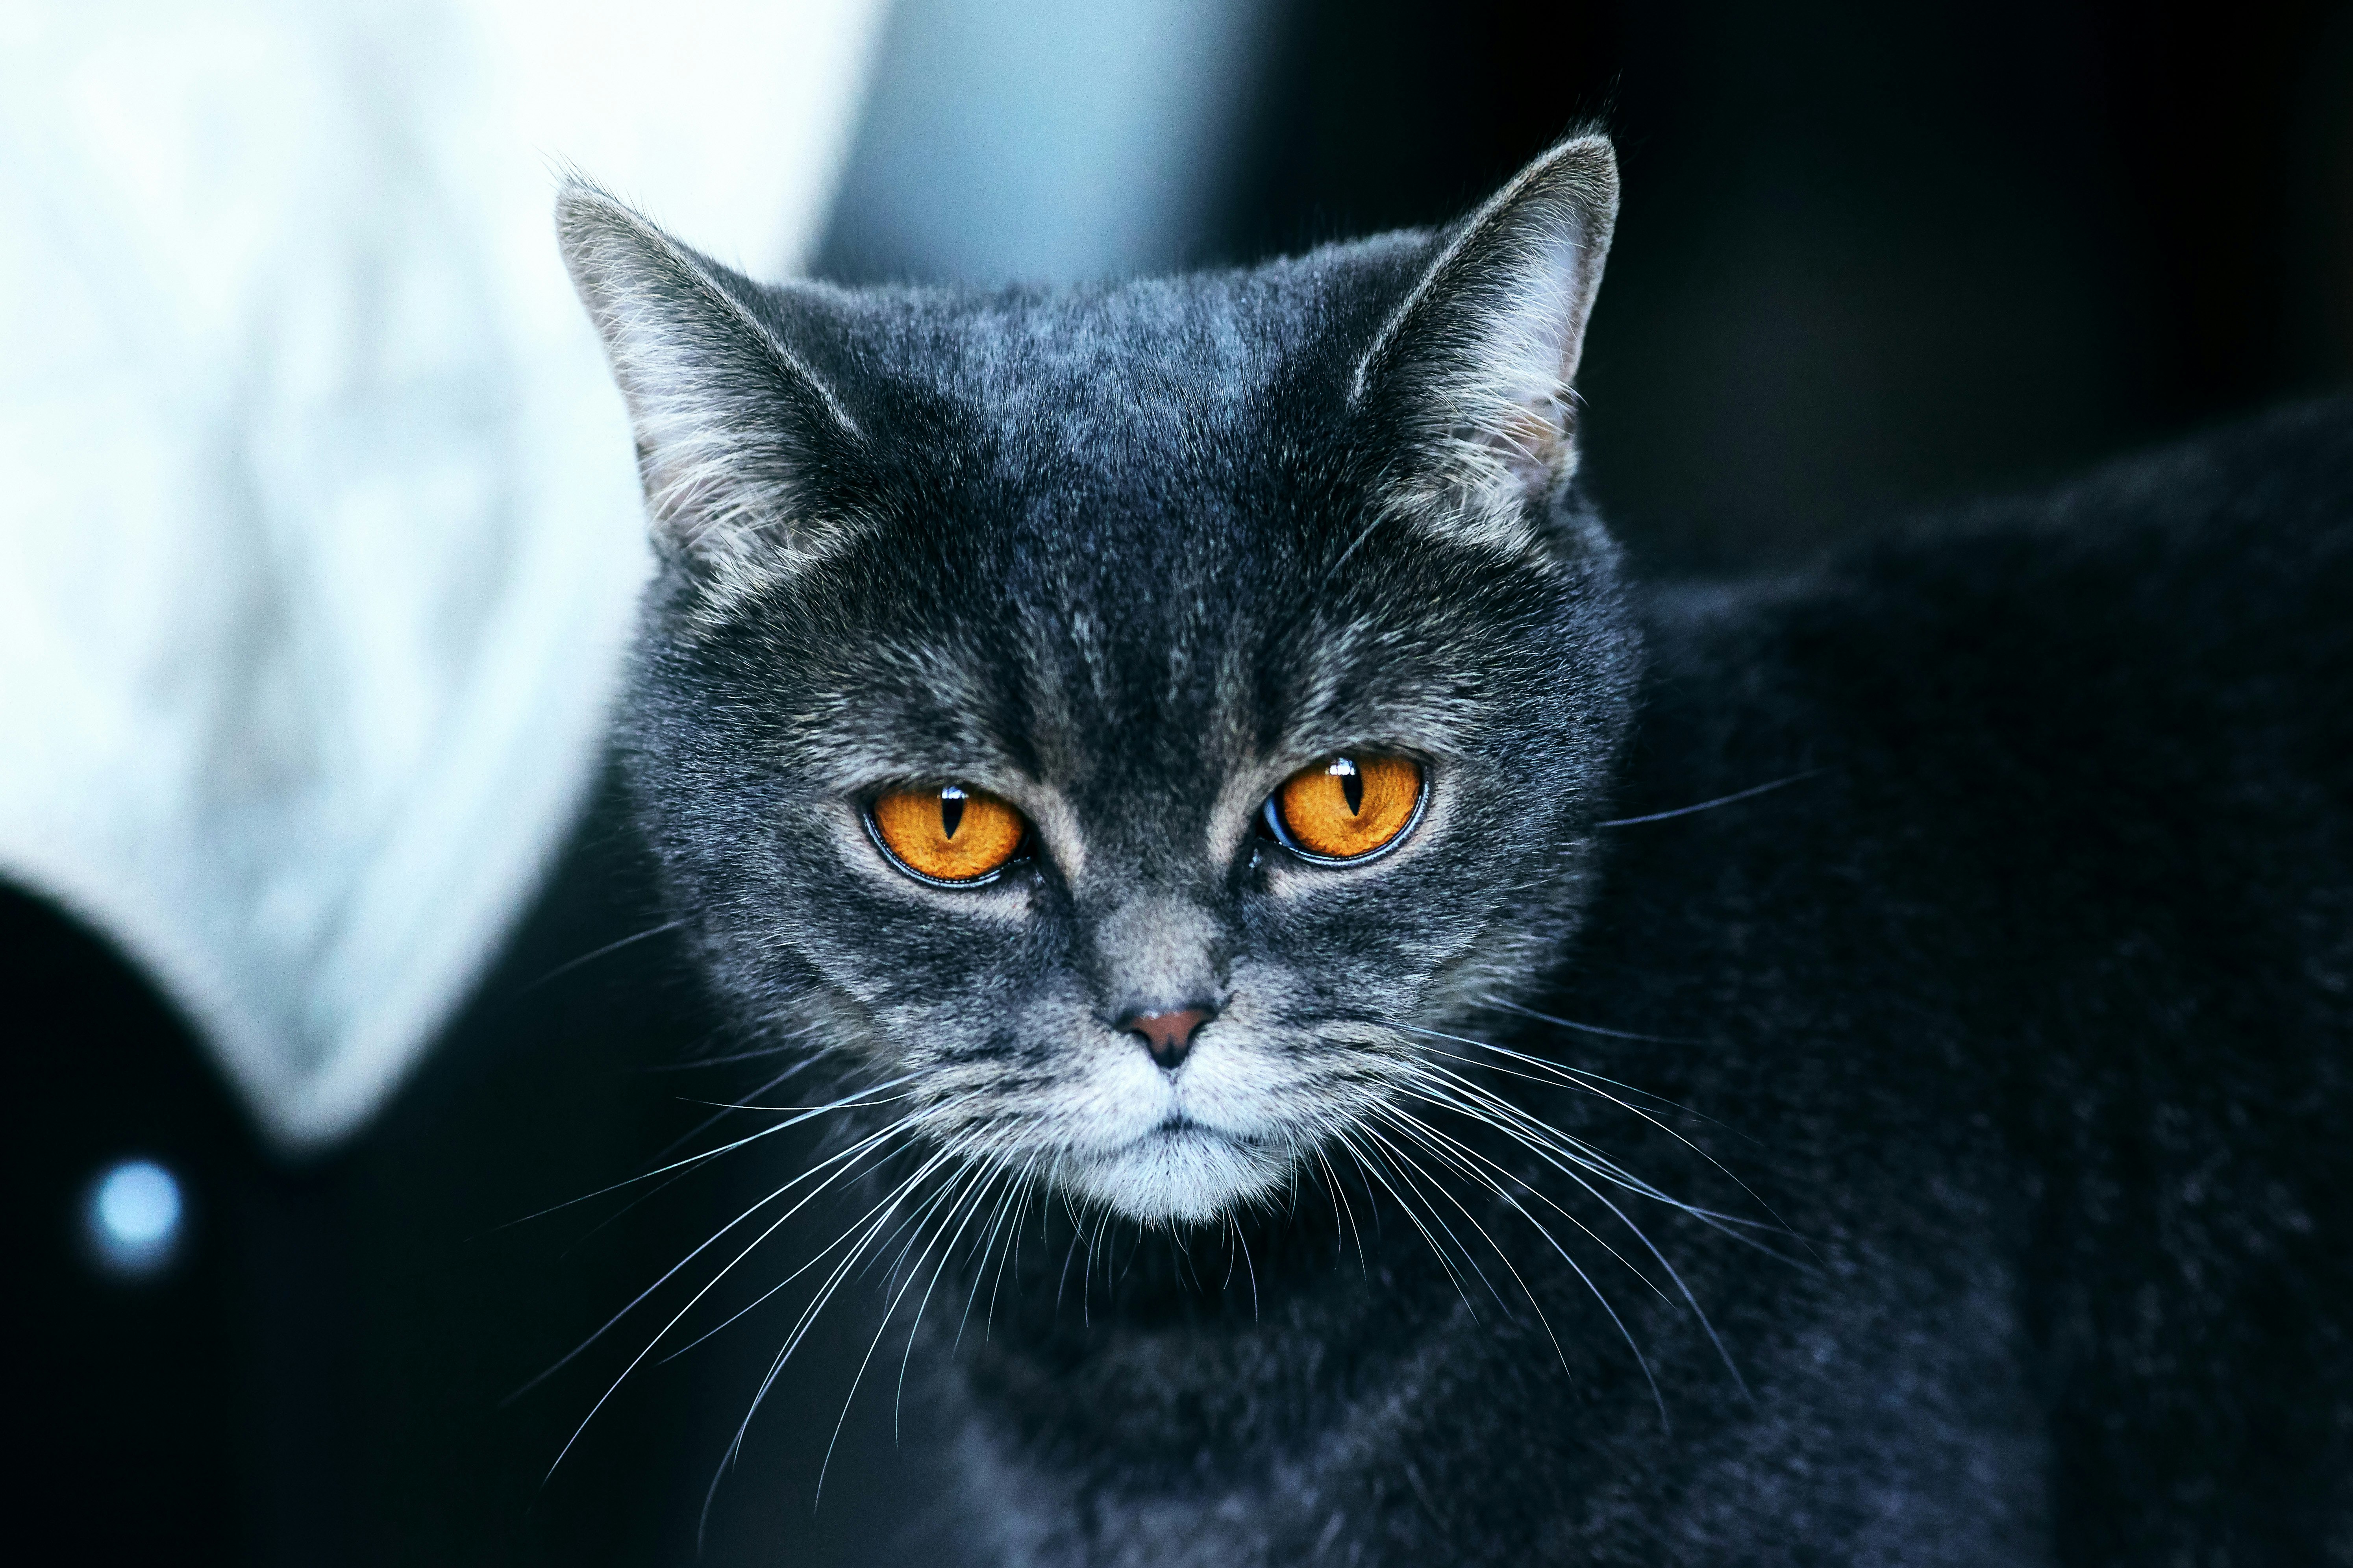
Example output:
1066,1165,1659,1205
565,137,1637,1225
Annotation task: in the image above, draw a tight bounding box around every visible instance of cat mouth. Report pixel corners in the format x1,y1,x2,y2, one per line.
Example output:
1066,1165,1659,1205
1063,1116,1294,1224
1128,1117,1241,1156
1146,1111,1279,1150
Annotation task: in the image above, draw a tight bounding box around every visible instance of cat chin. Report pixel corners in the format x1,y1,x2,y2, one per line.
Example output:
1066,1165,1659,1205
1059,1124,1293,1227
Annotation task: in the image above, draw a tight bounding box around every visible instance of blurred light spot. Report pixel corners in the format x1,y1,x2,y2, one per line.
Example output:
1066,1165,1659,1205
86,1159,185,1279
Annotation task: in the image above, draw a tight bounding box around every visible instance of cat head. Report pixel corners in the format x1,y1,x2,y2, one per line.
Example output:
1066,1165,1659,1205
562,135,1638,1226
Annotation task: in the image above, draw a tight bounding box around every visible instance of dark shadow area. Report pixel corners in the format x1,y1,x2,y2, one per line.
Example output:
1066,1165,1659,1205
4,774,964,1566
6,885,254,1564
1208,0,2353,574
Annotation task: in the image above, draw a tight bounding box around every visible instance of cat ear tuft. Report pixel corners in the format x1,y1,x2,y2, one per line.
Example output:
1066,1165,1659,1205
1352,133,1619,554
557,184,861,573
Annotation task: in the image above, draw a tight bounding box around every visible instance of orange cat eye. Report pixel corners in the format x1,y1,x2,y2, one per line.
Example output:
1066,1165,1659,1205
868,785,1029,884
1266,754,1426,863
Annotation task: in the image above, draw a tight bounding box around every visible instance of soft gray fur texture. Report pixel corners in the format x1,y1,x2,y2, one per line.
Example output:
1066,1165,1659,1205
561,137,1632,1228
561,136,2353,1564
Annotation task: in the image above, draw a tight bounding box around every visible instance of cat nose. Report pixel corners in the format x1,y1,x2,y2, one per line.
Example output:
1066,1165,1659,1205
1119,1005,1214,1071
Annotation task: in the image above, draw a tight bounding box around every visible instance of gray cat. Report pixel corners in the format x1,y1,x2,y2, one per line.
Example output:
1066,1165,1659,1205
559,135,2353,1564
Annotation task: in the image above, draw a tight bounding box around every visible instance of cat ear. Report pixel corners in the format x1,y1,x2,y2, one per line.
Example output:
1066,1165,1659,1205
1351,133,1618,554
557,185,862,572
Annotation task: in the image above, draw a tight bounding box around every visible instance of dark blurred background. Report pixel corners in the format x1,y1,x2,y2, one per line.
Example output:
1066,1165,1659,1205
11,1,2349,1563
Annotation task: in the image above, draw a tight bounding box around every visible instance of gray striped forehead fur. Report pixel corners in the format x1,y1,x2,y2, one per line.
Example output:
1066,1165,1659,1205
566,135,1640,1226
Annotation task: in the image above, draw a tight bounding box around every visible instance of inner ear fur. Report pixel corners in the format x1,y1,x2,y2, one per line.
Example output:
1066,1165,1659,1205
1351,133,1619,555
557,185,865,575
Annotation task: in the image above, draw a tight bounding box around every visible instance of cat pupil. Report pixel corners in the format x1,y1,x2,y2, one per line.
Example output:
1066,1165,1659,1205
1329,757,1364,816
940,786,966,840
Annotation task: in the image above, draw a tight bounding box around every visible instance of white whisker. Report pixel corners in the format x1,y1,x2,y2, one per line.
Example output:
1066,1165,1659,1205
1335,1130,1481,1316
1370,1105,1669,1427
515,1091,931,1411
1391,1067,1755,1400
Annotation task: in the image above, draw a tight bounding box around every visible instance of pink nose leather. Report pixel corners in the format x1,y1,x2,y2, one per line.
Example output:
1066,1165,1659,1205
1122,1006,1212,1070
